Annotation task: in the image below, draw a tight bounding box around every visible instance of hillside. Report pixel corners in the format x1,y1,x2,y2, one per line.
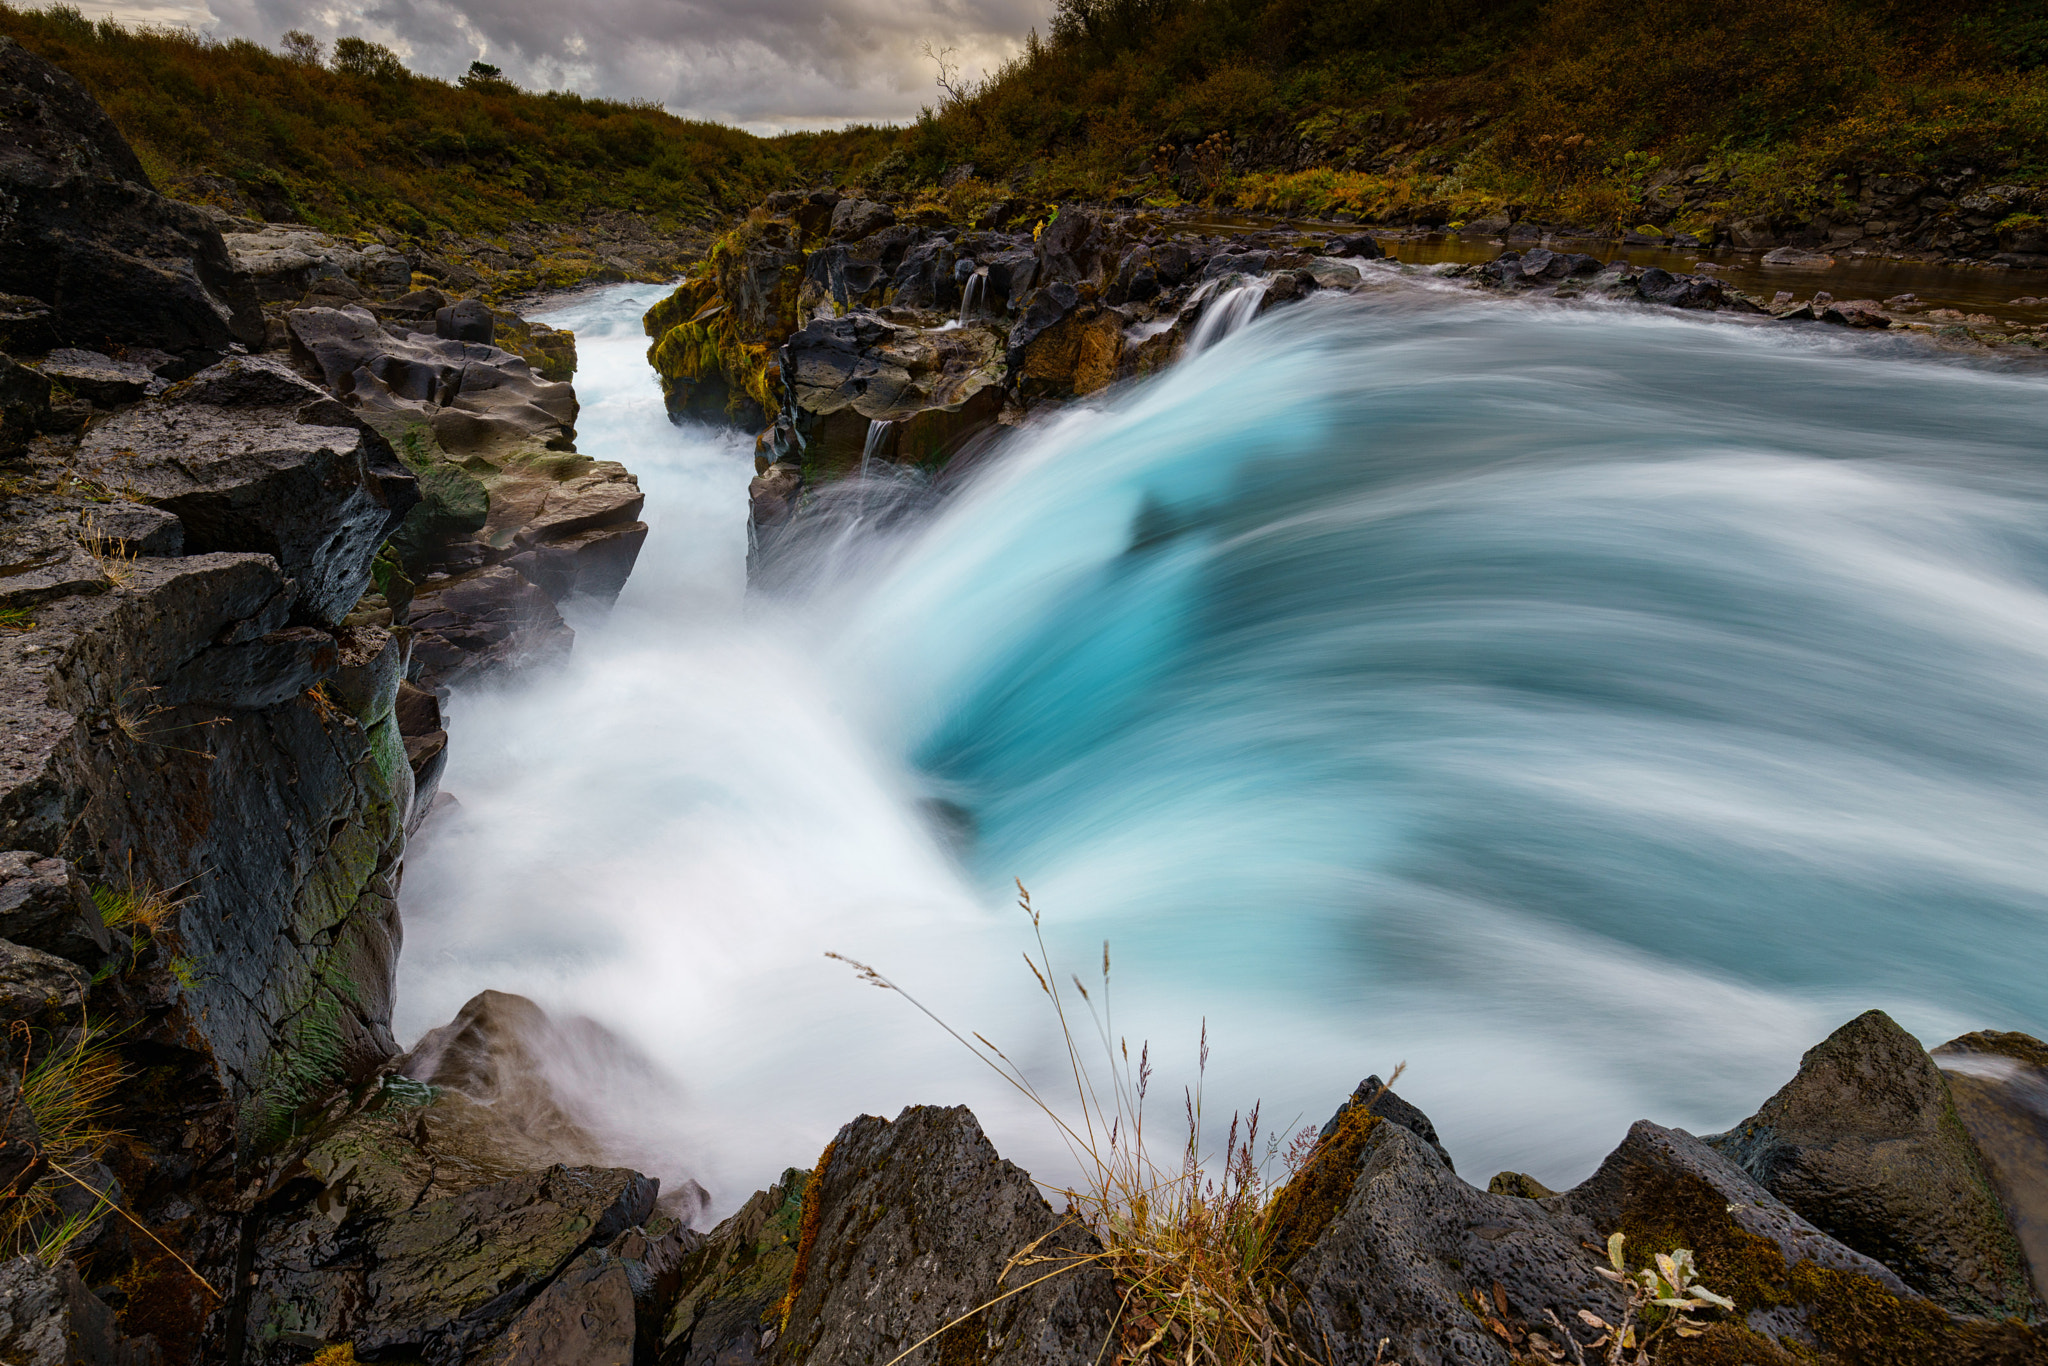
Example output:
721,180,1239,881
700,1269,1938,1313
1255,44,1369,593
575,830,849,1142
0,3,794,239
808,0,2048,244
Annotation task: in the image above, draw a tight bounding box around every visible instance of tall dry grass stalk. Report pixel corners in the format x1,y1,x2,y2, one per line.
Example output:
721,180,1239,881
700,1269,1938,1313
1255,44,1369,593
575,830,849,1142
832,882,1394,1366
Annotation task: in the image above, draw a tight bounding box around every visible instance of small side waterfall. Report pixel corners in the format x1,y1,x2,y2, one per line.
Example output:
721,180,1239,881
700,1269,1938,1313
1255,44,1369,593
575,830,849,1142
860,418,895,478
958,272,987,327
1186,281,1267,353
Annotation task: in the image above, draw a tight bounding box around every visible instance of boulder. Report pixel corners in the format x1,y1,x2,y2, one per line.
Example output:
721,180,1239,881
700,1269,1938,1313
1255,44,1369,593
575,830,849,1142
1707,1010,2037,1319
0,937,85,1024
436,298,496,345
0,850,109,965
781,313,1005,473
0,517,111,612
777,1105,1119,1366
79,504,182,557
1319,1074,1456,1171
0,38,263,359
220,224,411,302
285,306,577,463
0,1254,160,1366
830,199,897,241
1324,233,1385,259
660,1169,811,1364
0,294,57,356
408,566,573,689
1635,267,1726,309
1936,1032,2048,1308
36,349,157,405
75,356,419,626
475,1226,693,1366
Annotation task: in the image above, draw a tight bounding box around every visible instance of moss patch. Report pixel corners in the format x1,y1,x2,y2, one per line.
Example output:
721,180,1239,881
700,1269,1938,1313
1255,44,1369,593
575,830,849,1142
1264,1105,1380,1266
779,1135,837,1328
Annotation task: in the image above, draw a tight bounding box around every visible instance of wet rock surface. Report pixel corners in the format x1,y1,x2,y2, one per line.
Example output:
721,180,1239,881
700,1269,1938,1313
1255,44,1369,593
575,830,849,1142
1708,1010,2038,1319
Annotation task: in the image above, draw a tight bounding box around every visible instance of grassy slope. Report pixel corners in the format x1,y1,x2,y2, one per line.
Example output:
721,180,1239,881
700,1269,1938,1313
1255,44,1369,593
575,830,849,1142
0,3,796,238
797,0,2048,232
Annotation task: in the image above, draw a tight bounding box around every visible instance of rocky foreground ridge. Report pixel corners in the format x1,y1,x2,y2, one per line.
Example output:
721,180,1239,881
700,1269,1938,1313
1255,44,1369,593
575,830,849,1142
2,30,2046,1366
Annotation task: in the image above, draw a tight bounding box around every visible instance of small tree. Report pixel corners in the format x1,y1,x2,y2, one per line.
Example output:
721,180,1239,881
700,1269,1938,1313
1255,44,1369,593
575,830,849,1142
279,29,322,65
331,35,406,81
459,59,513,91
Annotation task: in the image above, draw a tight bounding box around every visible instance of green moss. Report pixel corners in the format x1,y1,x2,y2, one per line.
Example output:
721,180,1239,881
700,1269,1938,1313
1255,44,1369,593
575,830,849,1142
1615,1169,1793,1314
1656,1322,1803,1366
1789,1262,2044,1366
1264,1105,1381,1265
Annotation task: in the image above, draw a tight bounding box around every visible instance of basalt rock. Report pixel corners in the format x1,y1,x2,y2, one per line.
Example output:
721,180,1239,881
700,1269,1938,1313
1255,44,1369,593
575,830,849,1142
780,313,1004,473
221,225,411,303
0,849,110,964
75,355,419,626
660,1169,812,1365
1707,1009,2037,1320
775,1105,1119,1366
1320,1073,1456,1172
37,348,158,406
829,198,896,242
0,38,263,360
1936,1032,2048,1308
407,565,574,689
0,1254,163,1366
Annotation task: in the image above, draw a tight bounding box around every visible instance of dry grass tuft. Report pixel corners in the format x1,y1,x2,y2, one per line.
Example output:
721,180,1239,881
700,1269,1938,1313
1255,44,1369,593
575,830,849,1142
3,1016,127,1265
832,883,1397,1366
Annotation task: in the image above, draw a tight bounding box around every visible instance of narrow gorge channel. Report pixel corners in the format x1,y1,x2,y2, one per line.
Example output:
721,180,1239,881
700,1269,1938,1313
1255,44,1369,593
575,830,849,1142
402,277,2048,1221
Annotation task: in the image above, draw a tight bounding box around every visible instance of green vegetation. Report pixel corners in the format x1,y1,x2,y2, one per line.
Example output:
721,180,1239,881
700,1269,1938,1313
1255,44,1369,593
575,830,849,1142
3,1015,125,1265
0,3,796,237
802,0,2048,231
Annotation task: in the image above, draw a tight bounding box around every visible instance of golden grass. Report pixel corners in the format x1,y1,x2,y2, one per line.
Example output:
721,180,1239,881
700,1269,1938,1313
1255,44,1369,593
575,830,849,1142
832,883,1393,1366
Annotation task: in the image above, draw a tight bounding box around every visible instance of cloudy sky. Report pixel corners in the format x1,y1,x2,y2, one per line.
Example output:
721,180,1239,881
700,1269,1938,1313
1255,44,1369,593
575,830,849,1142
61,0,1042,130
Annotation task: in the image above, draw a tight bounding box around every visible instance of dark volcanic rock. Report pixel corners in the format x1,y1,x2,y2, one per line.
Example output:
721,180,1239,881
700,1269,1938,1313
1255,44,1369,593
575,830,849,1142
37,348,156,405
408,565,573,689
0,936,86,1023
75,356,419,626
778,1105,1119,1366
829,198,896,241
1635,267,1726,309
0,37,263,358
0,1253,162,1366
0,849,109,964
1319,1073,1456,1172
1936,1032,2048,1309
661,1170,810,1365
1708,1010,2037,1319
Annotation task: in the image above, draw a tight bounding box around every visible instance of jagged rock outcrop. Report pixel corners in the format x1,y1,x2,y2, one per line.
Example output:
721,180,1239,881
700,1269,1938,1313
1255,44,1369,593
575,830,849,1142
0,38,263,362
1708,1010,2038,1320
75,355,419,625
775,1105,1120,1366
222,225,412,303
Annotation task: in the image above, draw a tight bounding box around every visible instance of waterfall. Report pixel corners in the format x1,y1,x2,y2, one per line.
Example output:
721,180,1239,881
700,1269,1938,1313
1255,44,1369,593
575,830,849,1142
860,418,894,478
958,271,986,327
402,281,2048,1220
1185,281,1266,353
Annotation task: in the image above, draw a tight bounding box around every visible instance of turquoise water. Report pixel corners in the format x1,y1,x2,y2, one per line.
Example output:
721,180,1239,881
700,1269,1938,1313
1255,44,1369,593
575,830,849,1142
402,280,2048,1217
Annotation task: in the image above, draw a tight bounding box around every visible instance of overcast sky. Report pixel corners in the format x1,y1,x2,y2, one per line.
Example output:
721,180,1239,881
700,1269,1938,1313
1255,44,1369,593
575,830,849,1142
60,0,1039,131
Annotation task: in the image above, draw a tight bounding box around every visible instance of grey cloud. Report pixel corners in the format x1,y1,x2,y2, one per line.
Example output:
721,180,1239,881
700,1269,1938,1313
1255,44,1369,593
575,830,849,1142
183,0,1045,130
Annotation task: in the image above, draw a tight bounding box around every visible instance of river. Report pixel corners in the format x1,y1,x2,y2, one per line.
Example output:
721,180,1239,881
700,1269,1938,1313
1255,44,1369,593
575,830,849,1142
396,274,2048,1220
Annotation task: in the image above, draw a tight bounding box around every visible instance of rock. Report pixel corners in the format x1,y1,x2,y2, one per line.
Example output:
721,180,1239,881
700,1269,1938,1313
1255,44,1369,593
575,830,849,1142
1936,1032,2048,1308
1319,1073,1456,1171
78,504,182,558
830,199,896,241
45,548,411,1127
502,522,648,606
36,349,156,405
475,1226,693,1366
0,294,58,355
221,224,411,301
393,679,448,830
661,1170,811,1364
1707,1010,2036,1319
1635,267,1726,309
75,356,420,626
408,566,573,689
1285,1113,1626,1366
1035,208,1103,286
0,850,109,965
0,517,110,611
1821,301,1891,329
436,298,496,345
1762,246,1837,269
777,1105,1119,1366
780,313,1005,473
1324,233,1385,259
0,1254,160,1366
1487,1171,1556,1199
0,937,85,1023
285,306,577,464
0,38,263,360
248,1088,660,1366
1773,301,1819,321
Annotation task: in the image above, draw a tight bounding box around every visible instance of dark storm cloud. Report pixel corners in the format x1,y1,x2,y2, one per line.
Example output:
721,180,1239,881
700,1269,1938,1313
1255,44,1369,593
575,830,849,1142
85,0,1042,129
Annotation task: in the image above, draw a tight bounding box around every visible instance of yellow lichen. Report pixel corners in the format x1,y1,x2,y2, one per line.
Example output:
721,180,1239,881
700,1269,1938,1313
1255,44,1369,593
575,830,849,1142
776,1135,837,1331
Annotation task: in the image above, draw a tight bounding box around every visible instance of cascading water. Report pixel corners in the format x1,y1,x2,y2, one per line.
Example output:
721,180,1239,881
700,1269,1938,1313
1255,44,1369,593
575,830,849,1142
859,417,894,477
958,271,986,327
1186,280,1267,353
400,280,2048,1221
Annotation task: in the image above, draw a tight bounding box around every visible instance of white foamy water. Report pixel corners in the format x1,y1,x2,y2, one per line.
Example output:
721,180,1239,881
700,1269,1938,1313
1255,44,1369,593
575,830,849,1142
399,280,2048,1221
